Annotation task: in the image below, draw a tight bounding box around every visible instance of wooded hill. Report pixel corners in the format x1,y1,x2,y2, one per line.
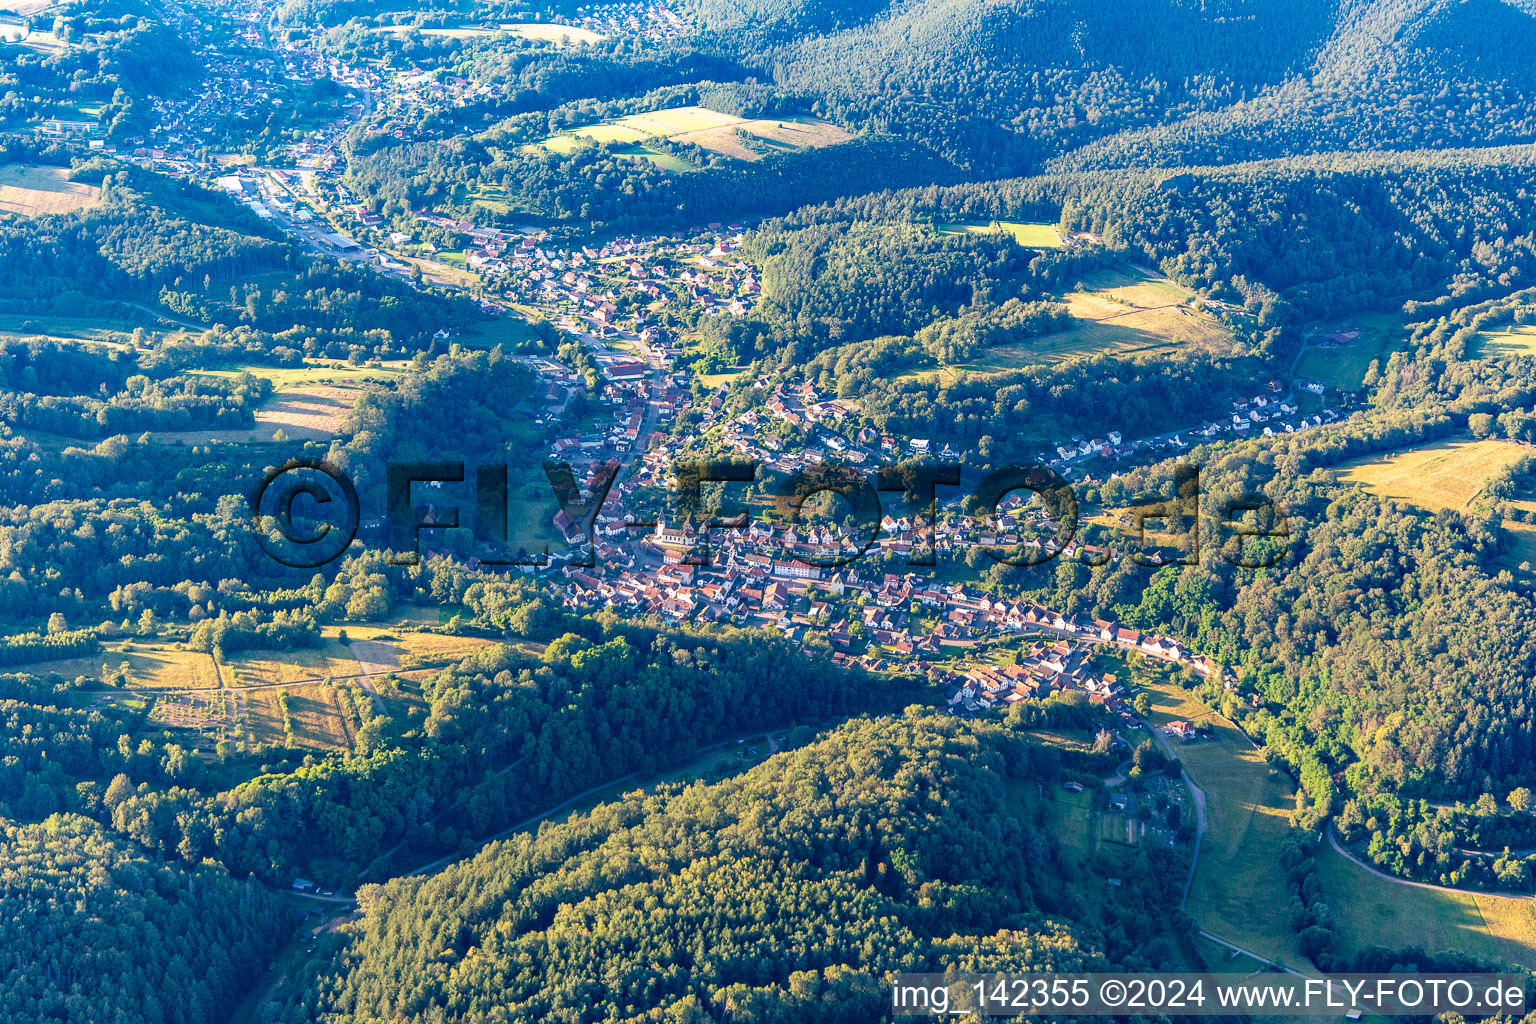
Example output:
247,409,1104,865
277,713,1185,1023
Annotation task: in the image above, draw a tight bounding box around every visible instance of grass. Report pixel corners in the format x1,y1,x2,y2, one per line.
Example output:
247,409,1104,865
500,22,604,44
1297,312,1405,389
373,22,604,45
937,220,1063,248
31,644,219,689
396,633,501,666
192,362,406,387
696,367,747,388
1138,675,1536,970
1316,839,1536,968
1335,437,1532,512
0,164,100,217
507,491,569,552
1496,520,1536,581
150,384,368,444
0,312,146,340
1140,681,1303,966
244,682,351,750
531,106,853,168
456,316,543,349
224,642,359,687
899,265,1230,381
1470,323,1536,360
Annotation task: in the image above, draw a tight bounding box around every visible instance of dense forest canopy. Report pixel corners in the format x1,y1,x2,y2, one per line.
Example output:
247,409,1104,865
276,714,1182,1023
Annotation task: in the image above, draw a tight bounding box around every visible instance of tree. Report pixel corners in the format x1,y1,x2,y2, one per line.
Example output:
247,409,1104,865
103,773,135,810
1510,787,1533,813
46,612,67,634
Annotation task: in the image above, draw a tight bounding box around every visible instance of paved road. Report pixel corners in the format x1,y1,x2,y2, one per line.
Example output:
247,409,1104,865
1327,826,1534,902
1198,931,1306,976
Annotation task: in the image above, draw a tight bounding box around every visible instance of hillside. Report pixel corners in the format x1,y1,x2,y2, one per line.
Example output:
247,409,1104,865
283,714,1184,1022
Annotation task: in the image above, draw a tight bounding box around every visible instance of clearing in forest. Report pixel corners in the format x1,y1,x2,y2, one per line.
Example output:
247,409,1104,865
0,164,100,217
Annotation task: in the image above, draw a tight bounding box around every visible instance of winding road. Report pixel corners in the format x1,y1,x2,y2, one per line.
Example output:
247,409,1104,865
1326,826,1535,902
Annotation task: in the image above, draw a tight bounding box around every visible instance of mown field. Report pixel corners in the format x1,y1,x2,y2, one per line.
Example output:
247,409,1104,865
1335,437,1531,512
936,220,1062,248
242,682,351,750
150,384,371,444
1295,312,1405,389
223,641,359,687
1139,680,1304,966
1469,323,1536,360
531,105,854,168
0,164,100,217
1316,839,1536,969
1138,675,1536,972
31,643,219,689
907,266,1231,383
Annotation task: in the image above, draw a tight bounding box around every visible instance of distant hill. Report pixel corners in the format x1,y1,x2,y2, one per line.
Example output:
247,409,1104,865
680,0,1536,171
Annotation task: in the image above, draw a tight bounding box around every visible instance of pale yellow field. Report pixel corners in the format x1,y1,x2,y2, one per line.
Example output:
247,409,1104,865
938,221,1063,248
0,1,56,16
901,267,1229,381
1336,437,1532,512
502,22,604,44
397,633,501,666
27,645,218,688
244,682,350,749
0,165,100,217
224,642,359,687
538,107,853,164
1471,324,1536,360
149,385,364,444
1318,840,1536,969
373,22,603,45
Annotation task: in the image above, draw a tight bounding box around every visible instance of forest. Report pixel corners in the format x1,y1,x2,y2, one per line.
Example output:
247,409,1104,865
8,0,1536,1018
273,713,1186,1023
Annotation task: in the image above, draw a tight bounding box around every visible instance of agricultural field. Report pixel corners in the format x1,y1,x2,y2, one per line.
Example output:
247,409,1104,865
531,106,853,167
1496,516,1536,582
1316,840,1536,969
1335,437,1532,512
909,266,1231,383
1,0,53,12
193,362,406,388
242,682,351,750
1470,323,1536,360
0,164,101,217
30,644,220,689
396,632,502,667
0,312,147,342
223,641,360,688
1296,312,1405,389
0,26,64,51
1139,677,1536,970
936,220,1063,248
373,22,604,45
500,22,604,44
149,384,368,444
1138,681,1304,966
146,688,236,741
456,314,544,349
